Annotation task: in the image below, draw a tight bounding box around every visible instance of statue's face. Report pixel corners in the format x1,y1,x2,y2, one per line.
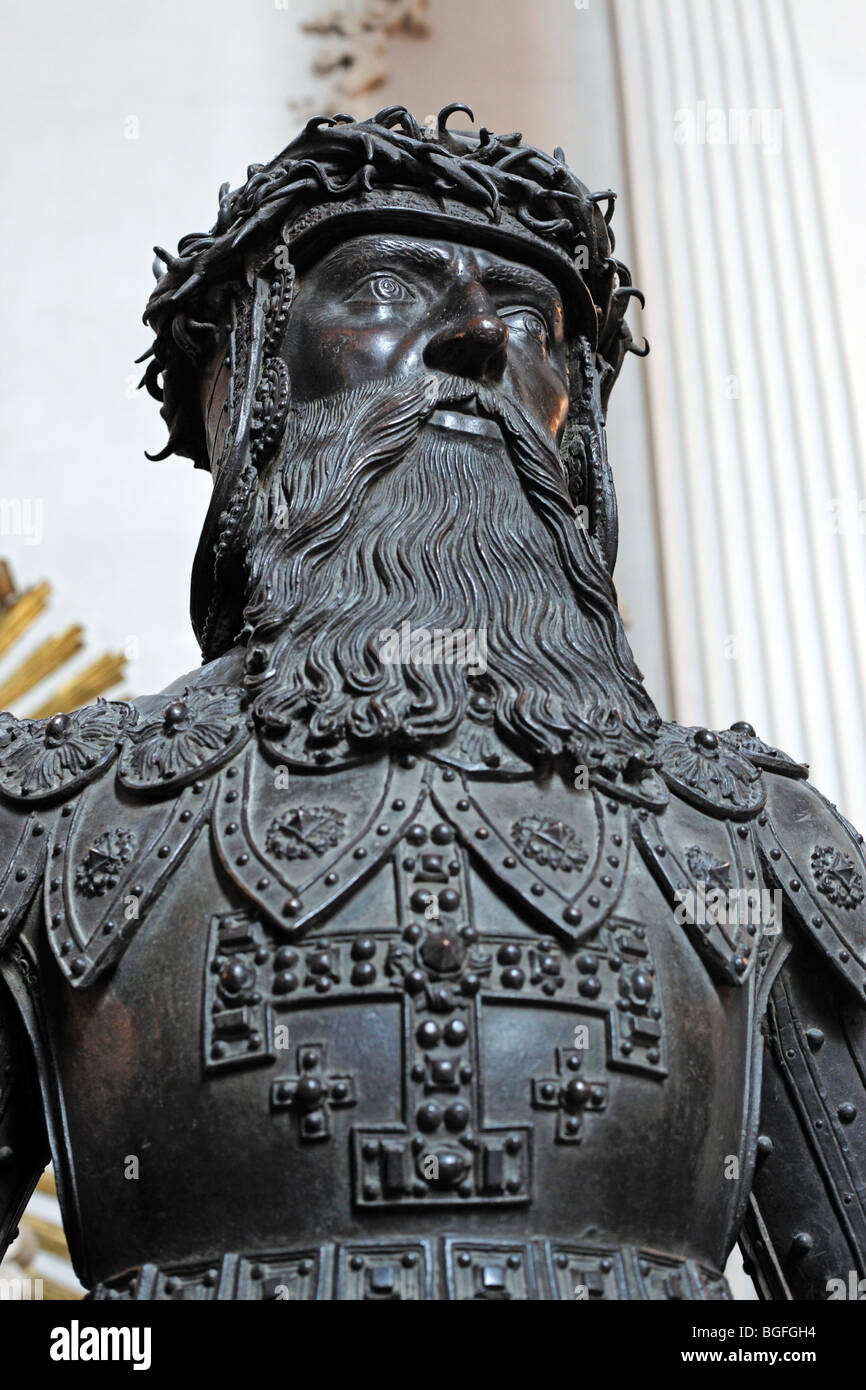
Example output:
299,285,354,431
242,229,658,771
282,232,570,444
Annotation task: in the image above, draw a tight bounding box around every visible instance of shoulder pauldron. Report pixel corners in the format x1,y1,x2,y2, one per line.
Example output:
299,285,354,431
0,689,251,988
634,722,809,989
754,775,866,1005
636,721,866,1005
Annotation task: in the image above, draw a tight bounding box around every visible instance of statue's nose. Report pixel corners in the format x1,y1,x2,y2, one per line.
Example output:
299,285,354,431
423,303,509,382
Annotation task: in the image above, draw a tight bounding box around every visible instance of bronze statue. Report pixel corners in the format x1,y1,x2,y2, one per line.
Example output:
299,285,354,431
1,104,864,1301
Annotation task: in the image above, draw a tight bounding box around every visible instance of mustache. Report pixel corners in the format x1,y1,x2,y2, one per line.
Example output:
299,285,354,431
253,371,577,579
274,371,570,494
428,376,572,488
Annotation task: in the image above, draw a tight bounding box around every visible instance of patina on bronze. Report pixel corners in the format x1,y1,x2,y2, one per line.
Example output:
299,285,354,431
1,105,865,1301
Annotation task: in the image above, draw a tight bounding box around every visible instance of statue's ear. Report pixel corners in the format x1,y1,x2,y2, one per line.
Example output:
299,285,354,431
561,337,619,576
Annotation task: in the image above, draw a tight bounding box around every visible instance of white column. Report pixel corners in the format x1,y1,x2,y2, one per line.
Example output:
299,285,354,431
611,0,866,828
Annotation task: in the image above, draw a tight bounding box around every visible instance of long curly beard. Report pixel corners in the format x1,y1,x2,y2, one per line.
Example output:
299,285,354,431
241,373,659,773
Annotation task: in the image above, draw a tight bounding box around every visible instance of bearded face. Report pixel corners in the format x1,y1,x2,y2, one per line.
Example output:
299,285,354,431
235,233,659,774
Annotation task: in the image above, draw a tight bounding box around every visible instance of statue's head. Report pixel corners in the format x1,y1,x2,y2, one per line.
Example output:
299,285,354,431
141,104,657,778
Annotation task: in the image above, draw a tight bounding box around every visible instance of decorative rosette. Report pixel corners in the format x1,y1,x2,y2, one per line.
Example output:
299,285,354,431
655,722,765,818
117,685,251,791
74,827,138,898
511,814,589,873
718,721,809,779
0,700,132,800
0,699,133,802
265,805,346,861
810,845,865,911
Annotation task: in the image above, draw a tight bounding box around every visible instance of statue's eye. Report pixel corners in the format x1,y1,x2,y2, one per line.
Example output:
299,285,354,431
502,307,549,349
350,274,415,304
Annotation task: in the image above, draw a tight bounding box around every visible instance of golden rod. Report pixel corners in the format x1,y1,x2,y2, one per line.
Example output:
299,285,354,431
36,1169,57,1198
0,626,84,707
21,1213,72,1262
28,652,127,719
0,581,51,660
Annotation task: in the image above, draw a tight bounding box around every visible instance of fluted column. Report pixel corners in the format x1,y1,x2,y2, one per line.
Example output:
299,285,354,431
611,0,866,826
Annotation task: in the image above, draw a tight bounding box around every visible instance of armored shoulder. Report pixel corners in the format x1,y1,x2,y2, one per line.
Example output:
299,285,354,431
629,720,804,987
0,701,135,957
0,686,253,981
754,768,866,1007
647,717,866,1003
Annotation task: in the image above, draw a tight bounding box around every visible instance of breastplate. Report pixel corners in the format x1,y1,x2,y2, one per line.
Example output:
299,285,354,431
18,740,773,1300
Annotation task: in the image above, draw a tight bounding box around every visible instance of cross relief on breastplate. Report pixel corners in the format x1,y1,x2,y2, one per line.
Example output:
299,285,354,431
202,759,669,1210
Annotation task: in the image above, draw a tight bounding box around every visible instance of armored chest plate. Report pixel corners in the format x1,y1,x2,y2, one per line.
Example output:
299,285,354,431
28,749,768,1290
